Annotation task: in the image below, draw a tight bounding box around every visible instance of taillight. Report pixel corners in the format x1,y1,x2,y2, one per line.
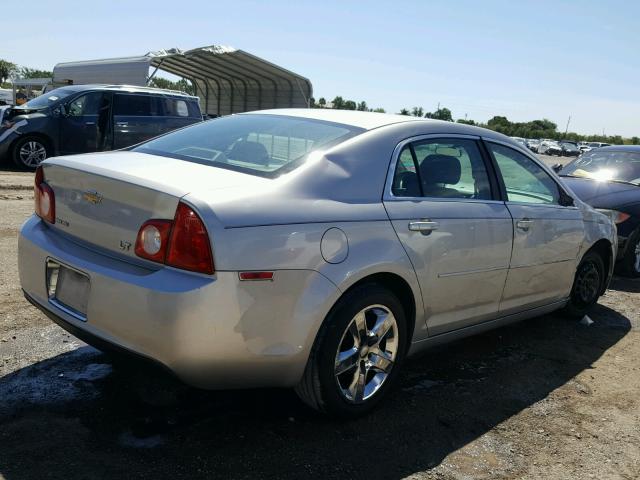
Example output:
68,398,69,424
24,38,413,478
166,202,214,274
134,220,172,262
34,166,55,224
134,202,214,275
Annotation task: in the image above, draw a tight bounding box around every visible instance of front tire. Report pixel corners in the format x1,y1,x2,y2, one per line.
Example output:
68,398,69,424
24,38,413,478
564,251,605,317
12,136,50,170
295,283,407,417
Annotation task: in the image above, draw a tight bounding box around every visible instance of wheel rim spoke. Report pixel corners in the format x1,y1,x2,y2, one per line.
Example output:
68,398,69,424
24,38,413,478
335,347,359,375
334,303,399,404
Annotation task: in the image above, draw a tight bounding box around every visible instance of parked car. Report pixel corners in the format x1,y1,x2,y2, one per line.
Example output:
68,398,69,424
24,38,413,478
0,88,13,106
559,141,581,157
526,138,540,153
559,145,640,276
19,110,616,416
539,140,564,156
580,142,612,154
510,136,528,149
0,84,202,170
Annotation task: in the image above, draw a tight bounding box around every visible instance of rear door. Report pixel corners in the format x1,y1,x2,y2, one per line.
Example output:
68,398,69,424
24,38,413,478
383,135,513,335
485,141,584,313
112,93,164,149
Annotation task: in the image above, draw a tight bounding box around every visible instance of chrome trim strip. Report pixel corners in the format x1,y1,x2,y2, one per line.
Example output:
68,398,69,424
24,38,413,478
49,297,87,322
437,265,509,278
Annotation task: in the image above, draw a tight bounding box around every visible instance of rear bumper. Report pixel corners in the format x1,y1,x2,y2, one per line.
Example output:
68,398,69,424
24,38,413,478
19,215,341,389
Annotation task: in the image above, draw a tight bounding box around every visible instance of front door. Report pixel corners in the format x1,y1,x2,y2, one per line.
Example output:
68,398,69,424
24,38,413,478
485,141,584,313
59,91,106,154
383,136,514,335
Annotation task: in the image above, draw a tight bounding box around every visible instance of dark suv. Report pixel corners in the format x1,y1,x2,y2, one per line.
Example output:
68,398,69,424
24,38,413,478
0,84,202,169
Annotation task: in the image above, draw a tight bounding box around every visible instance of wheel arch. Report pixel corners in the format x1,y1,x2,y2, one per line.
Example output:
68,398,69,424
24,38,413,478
333,271,419,349
10,132,55,161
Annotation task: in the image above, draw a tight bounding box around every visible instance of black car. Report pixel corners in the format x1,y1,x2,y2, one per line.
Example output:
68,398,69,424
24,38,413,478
0,84,202,169
559,146,640,277
559,141,581,157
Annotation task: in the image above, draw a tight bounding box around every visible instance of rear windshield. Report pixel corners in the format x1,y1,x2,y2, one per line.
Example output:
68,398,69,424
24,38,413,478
132,114,363,177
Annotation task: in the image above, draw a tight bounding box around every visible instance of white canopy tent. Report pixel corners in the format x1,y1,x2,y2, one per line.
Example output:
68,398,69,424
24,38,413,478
53,45,313,117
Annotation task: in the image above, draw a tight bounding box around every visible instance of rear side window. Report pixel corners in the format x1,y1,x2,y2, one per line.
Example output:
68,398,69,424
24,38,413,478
163,98,190,117
392,138,492,200
133,114,363,178
113,94,161,116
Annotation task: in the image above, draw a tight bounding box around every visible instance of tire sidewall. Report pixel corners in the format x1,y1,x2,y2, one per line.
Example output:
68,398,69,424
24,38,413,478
566,251,605,317
314,284,408,417
12,136,50,170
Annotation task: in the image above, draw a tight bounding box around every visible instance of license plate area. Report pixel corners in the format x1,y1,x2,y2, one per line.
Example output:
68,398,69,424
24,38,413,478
46,259,90,322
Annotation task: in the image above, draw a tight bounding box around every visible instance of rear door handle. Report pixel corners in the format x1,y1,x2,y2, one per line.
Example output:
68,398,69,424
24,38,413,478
408,220,439,235
516,218,533,231
115,122,128,127
85,121,96,126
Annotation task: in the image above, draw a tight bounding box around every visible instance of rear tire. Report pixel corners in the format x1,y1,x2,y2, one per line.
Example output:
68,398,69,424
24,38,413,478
295,283,407,417
564,251,605,318
618,230,640,278
12,136,50,170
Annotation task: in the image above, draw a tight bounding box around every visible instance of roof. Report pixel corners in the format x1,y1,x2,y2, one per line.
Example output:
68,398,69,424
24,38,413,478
598,145,640,152
51,84,197,98
53,45,312,117
249,108,437,130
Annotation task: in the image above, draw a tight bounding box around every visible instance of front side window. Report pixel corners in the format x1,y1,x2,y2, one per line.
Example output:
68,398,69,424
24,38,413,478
132,114,363,177
67,92,103,116
392,138,492,200
489,143,560,204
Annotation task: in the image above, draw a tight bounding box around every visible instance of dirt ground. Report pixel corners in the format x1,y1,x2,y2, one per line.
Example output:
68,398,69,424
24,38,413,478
1,157,639,480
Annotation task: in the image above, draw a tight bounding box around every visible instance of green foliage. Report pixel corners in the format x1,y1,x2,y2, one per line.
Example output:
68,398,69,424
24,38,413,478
456,118,476,125
318,97,326,107
148,77,194,95
425,107,453,121
411,106,424,117
331,96,345,109
343,100,357,110
372,107,386,113
0,59,18,83
357,101,368,111
399,108,410,115
19,67,52,79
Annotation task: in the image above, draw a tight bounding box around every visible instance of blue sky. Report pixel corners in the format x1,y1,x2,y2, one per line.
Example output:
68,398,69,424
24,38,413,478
3,0,639,136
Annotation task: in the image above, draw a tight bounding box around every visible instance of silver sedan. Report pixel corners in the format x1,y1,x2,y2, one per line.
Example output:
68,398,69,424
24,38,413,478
19,109,616,416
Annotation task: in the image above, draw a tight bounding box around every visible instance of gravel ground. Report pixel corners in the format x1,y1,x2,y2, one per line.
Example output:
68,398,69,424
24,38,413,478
1,156,639,480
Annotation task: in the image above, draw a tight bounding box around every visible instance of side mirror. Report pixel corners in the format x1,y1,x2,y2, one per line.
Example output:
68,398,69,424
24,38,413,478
551,163,563,173
58,104,68,117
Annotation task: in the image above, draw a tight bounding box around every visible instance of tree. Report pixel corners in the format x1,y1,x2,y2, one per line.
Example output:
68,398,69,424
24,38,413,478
411,106,424,117
0,59,17,83
357,101,368,111
343,100,357,110
149,77,194,95
457,118,476,125
425,107,453,121
19,67,53,79
331,96,345,109
318,97,326,108
631,137,640,145
372,107,386,113
399,108,410,115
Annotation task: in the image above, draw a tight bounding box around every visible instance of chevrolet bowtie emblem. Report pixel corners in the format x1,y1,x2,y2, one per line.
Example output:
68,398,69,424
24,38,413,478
83,190,103,205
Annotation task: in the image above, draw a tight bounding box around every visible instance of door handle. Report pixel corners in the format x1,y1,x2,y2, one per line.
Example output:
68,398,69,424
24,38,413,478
115,122,128,127
85,121,96,126
408,220,439,235
516,218,533,231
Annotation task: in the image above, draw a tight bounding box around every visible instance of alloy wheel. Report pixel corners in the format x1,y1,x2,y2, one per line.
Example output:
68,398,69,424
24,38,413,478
575,261,601,305
19,140,47,168
334,304,399,403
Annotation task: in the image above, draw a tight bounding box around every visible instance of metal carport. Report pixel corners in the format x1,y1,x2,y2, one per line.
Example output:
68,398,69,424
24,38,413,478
53,45,313,117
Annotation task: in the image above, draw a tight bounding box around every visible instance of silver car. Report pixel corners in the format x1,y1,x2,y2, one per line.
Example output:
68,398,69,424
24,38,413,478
19,109,616,416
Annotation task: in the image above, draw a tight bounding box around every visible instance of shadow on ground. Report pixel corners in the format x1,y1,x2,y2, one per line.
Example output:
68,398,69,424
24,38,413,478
609,275,640,294
0,306,632,480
